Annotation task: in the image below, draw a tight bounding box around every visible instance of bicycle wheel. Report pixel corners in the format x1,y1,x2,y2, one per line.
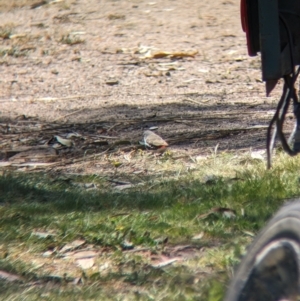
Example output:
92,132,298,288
224,199,300,301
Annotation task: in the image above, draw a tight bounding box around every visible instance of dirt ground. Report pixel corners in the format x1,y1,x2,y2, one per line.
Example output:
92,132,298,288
0,0,287,174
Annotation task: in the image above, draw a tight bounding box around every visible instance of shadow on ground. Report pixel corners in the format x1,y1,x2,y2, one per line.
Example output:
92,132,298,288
0,99,279,166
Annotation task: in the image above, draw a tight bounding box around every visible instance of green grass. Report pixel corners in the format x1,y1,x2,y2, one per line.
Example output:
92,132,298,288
1,150,300,300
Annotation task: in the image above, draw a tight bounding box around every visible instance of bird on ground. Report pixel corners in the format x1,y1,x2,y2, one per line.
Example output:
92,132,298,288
143,130,168,148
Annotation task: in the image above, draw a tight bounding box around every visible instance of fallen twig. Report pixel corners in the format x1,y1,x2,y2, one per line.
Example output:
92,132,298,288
183,97,210,105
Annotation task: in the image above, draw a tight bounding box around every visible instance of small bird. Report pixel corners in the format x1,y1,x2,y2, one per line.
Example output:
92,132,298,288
143,130,168,148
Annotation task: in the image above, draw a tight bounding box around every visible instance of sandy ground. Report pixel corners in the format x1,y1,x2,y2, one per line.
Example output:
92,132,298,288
0,0,288,174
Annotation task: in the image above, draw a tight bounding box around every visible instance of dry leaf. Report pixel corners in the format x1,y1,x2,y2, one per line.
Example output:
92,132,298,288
51,143,64,150
194,155,208,162
143,50,198,60
183,78,200,83
99,262,110,272
123,154,132,162
66,132,82,139
234,56,246,61
151,257,180,268
111,161,122,168
198,68,209,73
151,52,171,59
250,150,266,161
43,250,55,257
108,179,131,185
73,277,82,285
242,230,255,237
9,148,57,163
31,231,55,239
0,270,21,282
114,184,133,190
84,183,96,189
54,135,73,147
113,183,143,191
105,80,119,86
31,0,47,9
136,45,154,54
154,236,168,244
0,162,12,167
76,257,95,269
13,162,55,167
59,240,86,254
9,34,27,39
143,71,163,77
192,232,204,240
170,50,198,59
222,209,236,219
69,250,97,259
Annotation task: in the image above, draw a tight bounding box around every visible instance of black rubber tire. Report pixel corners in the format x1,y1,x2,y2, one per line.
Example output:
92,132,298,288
224,199,300,301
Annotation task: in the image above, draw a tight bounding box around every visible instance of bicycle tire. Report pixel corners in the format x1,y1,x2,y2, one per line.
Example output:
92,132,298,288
224,199,300,301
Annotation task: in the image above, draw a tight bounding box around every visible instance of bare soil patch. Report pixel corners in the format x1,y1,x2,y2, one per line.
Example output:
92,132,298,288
0,0,287,176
